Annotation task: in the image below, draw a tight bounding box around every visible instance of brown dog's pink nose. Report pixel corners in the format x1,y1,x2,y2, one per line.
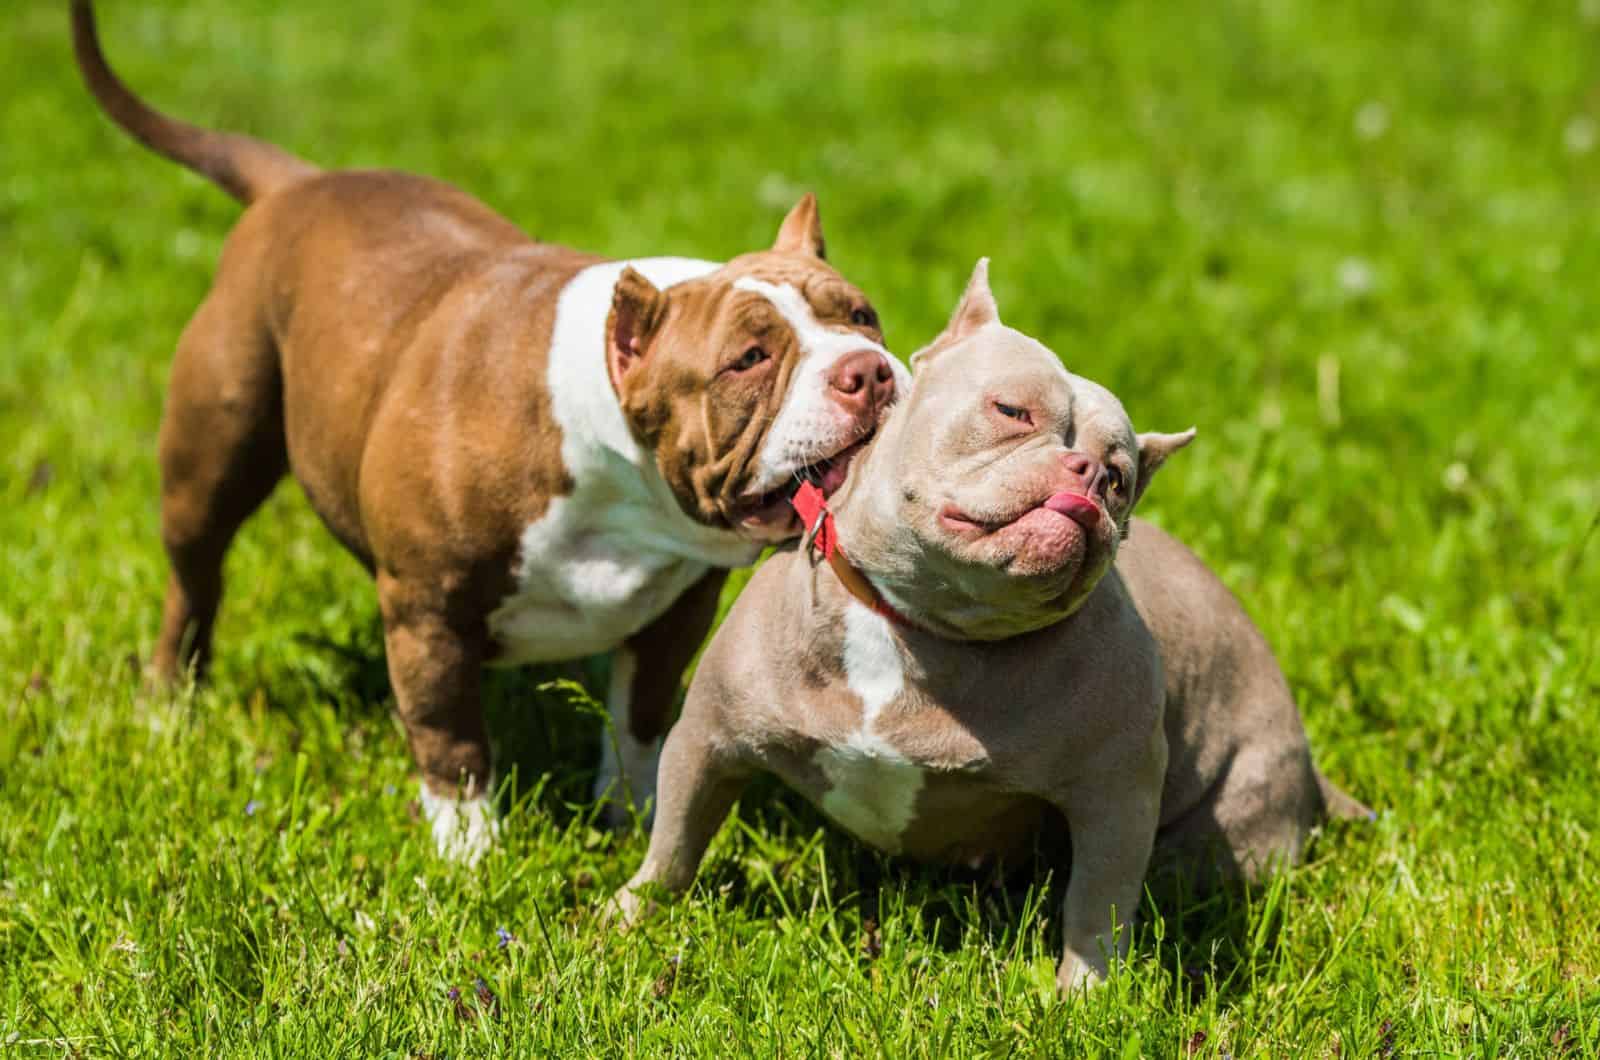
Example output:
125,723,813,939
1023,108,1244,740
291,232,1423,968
1061,451,1109,498
828,350,896,413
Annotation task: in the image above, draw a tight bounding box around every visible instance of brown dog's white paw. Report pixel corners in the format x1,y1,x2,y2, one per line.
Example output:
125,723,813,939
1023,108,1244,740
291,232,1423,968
418,784,499,865
593,732,660,830
1056,953,1109,995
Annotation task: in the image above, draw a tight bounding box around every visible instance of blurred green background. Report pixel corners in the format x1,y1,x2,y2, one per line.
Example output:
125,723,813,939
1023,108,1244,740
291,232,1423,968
2,0,1597,1053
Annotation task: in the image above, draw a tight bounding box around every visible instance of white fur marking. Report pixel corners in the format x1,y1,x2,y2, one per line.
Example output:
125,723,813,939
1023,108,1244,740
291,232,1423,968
488,258,763,664
594,646,660,824
419,780,499,865
733,278,911,494
550,258,721,466
814,604,924,852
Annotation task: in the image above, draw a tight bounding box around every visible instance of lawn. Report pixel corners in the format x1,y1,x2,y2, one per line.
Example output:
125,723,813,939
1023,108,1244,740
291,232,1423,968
3,0,1599,1053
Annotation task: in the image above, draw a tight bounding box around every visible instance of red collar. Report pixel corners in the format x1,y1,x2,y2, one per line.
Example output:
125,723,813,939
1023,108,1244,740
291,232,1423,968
790,482,918,629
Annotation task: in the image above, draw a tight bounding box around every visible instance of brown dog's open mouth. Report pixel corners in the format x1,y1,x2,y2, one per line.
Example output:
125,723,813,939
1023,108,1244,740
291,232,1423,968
734,430,876,536
795,432,873,497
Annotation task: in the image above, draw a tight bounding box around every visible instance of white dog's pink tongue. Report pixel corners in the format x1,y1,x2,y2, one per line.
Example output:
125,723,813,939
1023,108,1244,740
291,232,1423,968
1043,491,1101,528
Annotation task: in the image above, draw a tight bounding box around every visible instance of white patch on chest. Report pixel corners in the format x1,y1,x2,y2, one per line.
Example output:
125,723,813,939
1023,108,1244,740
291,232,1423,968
813,604,925,852
488,257,763,664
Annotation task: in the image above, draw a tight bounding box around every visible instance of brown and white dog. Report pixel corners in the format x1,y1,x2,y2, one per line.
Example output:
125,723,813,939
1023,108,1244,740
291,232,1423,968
71,1,907,860
612,261,1369,990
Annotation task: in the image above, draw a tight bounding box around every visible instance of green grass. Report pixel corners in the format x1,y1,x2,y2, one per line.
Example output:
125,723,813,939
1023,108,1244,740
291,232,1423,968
4,0,1599,1053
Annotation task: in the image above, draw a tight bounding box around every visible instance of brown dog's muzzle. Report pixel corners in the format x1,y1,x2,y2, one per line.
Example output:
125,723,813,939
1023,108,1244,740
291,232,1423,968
827,350,897,417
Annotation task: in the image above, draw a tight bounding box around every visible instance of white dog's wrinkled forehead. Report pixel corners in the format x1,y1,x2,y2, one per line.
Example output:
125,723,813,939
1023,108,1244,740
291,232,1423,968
1061,370,1138,454
989,327,1074,391
912,322,1137,452
912,323,1065,403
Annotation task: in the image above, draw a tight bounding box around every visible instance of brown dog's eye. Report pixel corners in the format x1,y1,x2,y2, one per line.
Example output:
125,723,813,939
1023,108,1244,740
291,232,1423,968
732,346,769,371
850,306,878,328
1107,467,1126,495
994,402,1032,425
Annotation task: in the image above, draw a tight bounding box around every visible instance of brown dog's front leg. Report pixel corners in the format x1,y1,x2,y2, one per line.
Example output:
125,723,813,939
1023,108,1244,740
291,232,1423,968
378,573,496,863
1053,732,1167,992
608,714,749,924
595,569,728,825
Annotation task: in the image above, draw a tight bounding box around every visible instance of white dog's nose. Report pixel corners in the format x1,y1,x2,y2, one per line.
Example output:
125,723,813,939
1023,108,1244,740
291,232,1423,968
1060,451,1109,498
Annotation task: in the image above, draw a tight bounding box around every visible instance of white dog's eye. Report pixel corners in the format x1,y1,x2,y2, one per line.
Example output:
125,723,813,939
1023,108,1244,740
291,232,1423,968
1107,467,1126,495
994,401,1032,425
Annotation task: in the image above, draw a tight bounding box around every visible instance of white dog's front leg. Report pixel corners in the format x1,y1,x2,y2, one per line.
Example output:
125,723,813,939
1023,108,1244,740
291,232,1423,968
1054,734,1166,992
608,711,750,925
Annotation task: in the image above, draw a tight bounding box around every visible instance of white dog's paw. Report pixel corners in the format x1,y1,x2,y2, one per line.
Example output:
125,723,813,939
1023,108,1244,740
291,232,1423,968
600,884,656,930
419,783,499,865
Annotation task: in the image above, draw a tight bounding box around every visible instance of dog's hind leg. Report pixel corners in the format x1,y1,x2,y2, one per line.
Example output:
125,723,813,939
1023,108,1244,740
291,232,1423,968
150,292,286,683
1157,739,1327,886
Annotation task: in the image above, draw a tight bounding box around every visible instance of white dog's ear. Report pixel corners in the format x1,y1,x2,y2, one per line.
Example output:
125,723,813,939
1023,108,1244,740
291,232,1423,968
912,257,999,370
772,192,827,259
1132,427,1196,506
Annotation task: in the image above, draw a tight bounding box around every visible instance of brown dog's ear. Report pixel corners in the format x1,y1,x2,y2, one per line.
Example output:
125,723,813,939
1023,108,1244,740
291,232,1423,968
772,192,827,259
607,267,667,392
1132,427,1196,506
912,257,1000,370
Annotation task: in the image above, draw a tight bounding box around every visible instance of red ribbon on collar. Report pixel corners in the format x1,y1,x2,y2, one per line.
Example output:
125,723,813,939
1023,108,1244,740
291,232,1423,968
791,481,916,628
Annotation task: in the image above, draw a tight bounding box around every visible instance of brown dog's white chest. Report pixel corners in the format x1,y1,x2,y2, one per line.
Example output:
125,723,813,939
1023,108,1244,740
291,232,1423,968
487,499,716,664
485,258,763,664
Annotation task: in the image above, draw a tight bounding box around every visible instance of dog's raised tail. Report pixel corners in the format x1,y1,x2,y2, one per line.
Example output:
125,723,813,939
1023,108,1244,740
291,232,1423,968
1316,768,1375,822
71,0,318,204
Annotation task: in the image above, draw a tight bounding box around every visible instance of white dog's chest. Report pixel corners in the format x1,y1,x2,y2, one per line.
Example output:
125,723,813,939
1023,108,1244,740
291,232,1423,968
800,606,928,852
811,739,928,852
781,605,1011,854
